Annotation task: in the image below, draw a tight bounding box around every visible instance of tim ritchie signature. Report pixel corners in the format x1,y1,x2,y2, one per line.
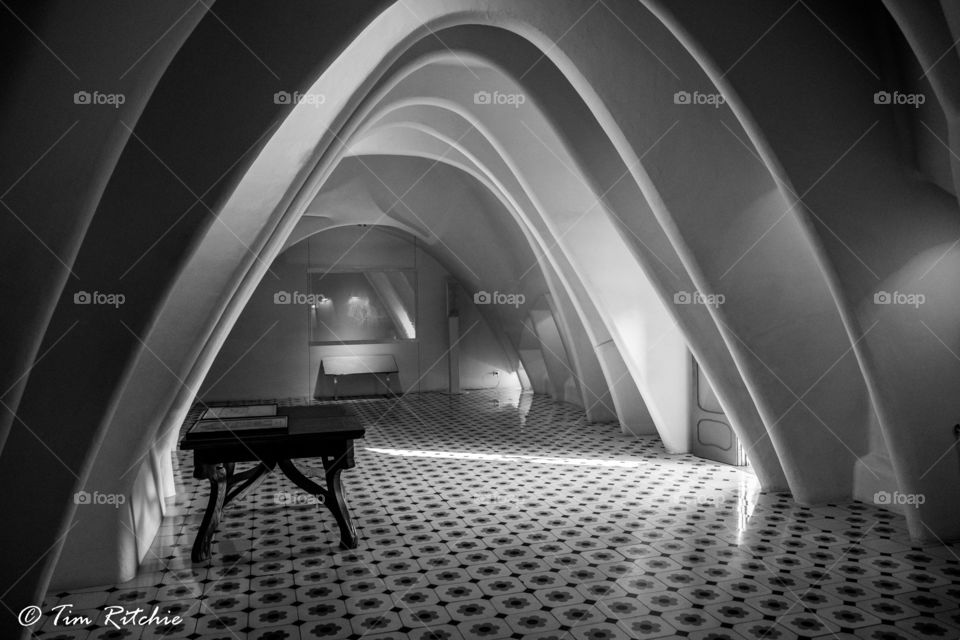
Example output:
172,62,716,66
18,603,183,628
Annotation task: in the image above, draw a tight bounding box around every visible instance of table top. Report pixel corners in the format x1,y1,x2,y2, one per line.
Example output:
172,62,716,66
181,404,365,451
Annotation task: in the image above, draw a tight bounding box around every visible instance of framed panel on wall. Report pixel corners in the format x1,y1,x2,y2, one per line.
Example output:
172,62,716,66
307,269,417,344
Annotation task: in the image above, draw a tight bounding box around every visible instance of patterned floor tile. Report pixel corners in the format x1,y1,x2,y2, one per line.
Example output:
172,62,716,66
616,614,679,639
37,390,960,640
456,618,509,640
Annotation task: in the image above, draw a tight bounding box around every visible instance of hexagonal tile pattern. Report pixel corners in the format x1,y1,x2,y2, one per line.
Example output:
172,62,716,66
35,390,960,640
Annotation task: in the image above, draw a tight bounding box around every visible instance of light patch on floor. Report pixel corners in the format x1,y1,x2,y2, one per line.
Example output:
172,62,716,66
40,390,960,640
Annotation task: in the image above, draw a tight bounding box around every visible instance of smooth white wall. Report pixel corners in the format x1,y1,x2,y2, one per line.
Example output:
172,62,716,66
203,227,515,401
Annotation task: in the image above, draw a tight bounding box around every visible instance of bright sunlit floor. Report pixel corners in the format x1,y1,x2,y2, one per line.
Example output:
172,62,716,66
38,389,960,640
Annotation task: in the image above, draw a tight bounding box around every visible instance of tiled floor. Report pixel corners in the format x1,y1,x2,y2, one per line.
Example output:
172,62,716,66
38,389,960,640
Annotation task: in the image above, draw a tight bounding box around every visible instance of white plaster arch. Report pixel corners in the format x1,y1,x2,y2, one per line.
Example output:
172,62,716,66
344,104,688,449
345,120,644,428
62,3,834,589
22,2,958,620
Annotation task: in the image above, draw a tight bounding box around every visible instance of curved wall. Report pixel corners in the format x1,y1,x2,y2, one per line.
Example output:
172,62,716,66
3,2,960,630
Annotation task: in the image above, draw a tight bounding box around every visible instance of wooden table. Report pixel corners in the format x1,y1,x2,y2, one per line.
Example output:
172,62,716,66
180,404,365,562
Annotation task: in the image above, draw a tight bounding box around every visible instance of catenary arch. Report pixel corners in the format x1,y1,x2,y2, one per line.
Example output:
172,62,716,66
64,20,858,589
342,118,665,430
10,1,957,631
289,154,631,426
347,122,657,420
341,59,794,474
310,37,860,499
49,0,865,590
328,141,643,429
344,108,760,461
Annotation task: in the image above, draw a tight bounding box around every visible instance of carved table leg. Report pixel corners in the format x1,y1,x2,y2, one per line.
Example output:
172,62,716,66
192,463,227,563
225,461,275,506
324,463,358,549
278,458,358,549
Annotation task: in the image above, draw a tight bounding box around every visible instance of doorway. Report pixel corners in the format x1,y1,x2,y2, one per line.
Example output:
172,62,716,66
691,356,747,466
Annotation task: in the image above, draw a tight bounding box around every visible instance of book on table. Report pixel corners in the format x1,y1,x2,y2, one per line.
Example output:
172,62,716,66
189,404,287,438
200,404,277,419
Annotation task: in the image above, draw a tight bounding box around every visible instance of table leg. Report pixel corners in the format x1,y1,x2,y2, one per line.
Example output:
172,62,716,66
278,458,358,549
192,463,227,563
225,461,275,506
325,462,358,549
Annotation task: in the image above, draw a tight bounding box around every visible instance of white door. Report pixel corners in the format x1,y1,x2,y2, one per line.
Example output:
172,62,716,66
691,356,746,466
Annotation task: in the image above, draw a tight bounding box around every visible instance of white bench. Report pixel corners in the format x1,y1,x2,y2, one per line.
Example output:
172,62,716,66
314,354,401,399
